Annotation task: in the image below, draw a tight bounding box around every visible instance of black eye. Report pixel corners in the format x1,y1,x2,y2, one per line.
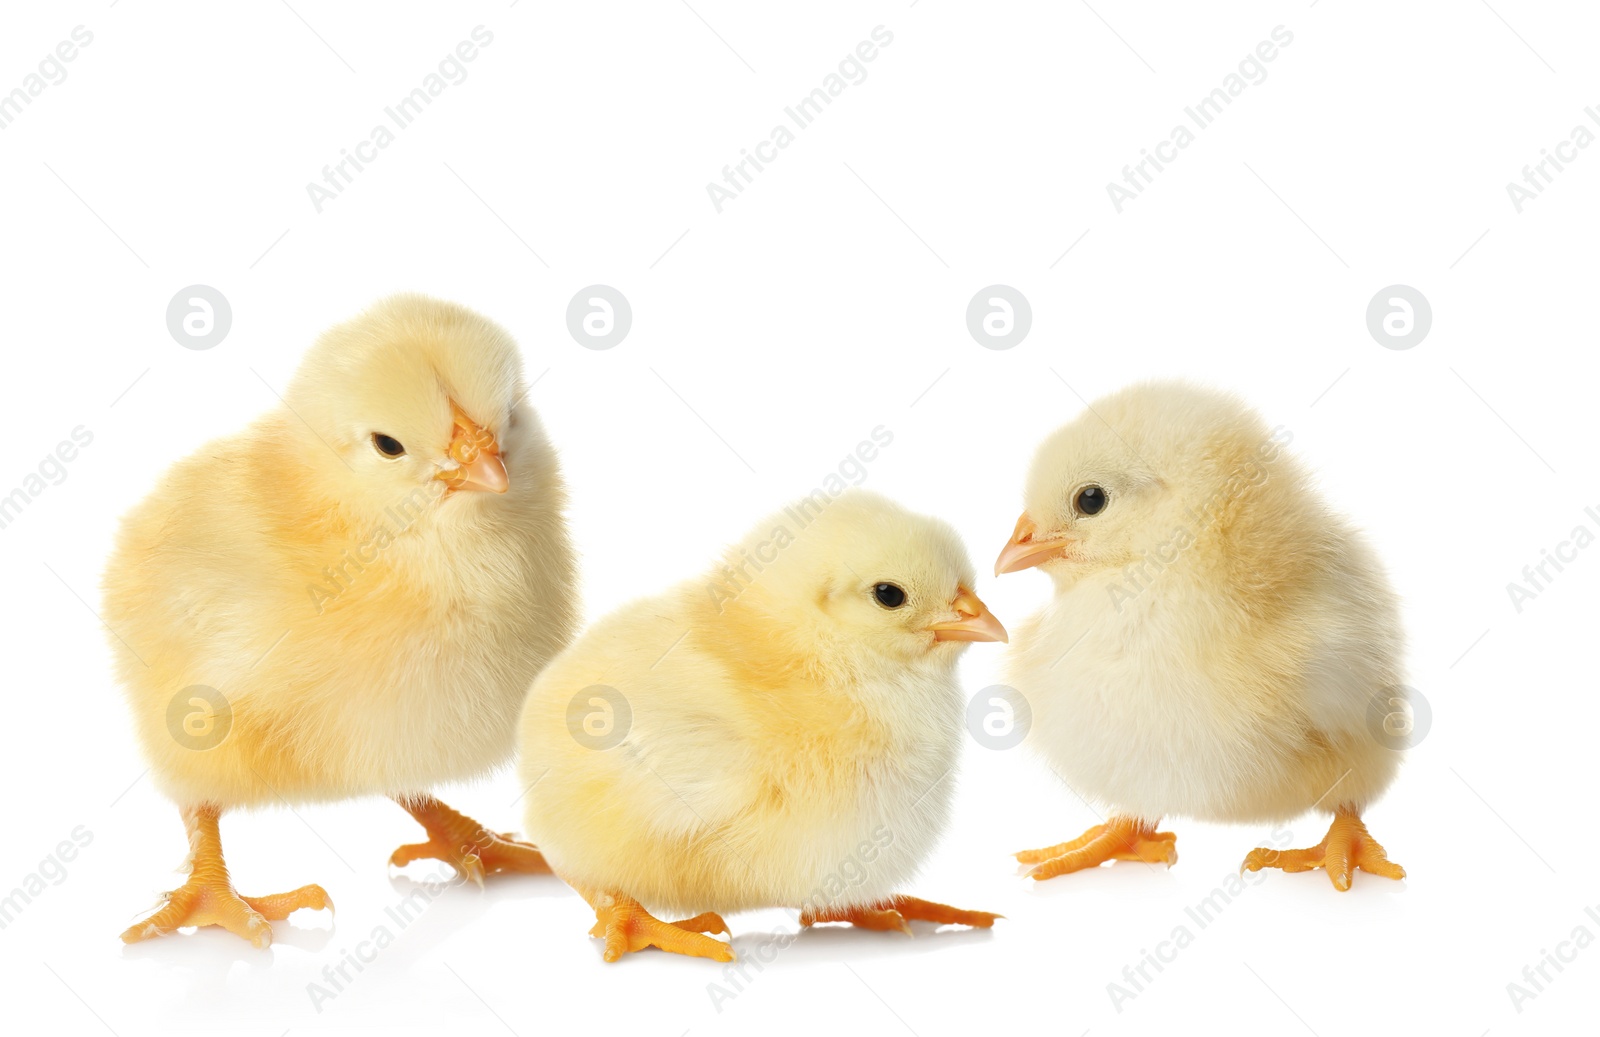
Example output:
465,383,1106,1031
873,583,907,609
372,433,406,458
1074,485,1106,516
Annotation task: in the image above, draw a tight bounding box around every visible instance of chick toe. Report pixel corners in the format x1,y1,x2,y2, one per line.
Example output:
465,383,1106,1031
1020,818,1178,880
1242,810,1405,891
584,892,735,963
120,806,329,948
391,795,551,886
803,895,1000,934
802,905,913,935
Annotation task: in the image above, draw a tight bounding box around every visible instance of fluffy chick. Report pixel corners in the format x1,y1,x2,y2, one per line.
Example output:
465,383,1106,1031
519,489,1005,962
996,380,1406,890
105,294,578,946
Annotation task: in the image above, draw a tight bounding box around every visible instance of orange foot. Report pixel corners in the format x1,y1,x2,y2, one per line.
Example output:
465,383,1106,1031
584,890,734,963
1016,817,1178,880
1242,809,1405,891
391,795,551,886
121,805,330,948
802,894,1001,934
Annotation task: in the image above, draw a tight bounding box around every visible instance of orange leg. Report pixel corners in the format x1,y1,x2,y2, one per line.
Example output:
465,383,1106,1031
121,805,330,948
391,795,551,886
578,889,734,963
1016,817,1178,880
1242,809,1405,891
801,895,1001,934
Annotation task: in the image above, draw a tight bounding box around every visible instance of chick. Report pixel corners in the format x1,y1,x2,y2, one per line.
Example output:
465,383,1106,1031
519,489,1004,962
105,294,578,946
995,381,1406,890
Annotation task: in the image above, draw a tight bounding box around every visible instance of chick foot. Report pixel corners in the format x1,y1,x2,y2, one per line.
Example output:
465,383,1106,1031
121,805,331,948
1017,817,1178,880
1242,809,1405,891
801,895,1001,934
583,890,734,963
391,795,551,886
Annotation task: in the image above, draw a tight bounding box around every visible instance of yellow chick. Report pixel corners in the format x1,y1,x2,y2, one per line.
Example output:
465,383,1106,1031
104,294,578,946
519,489,1005,962
995,381,1406,890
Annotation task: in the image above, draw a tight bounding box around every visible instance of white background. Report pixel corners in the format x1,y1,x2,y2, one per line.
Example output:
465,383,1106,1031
1,1,1596,1034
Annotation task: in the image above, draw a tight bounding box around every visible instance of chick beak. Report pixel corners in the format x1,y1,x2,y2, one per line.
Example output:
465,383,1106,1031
994,512,1071,576
437,403,508,494
927,586,1008,644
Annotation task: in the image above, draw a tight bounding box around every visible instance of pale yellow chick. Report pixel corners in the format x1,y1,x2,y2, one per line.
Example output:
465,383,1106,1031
996,381,1407,890
104,294,578,946
519,489,1005,962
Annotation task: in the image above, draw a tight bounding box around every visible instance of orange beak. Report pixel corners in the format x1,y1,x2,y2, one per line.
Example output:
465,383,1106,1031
927,586,1008,643
437,403,508,494
994,512,1072,575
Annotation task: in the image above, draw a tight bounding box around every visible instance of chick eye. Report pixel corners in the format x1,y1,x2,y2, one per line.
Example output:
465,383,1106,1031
873,583,907,609
372,433,406,458
1074,485,1107,516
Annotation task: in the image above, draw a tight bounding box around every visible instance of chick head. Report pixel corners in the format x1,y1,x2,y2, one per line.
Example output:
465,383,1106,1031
996,380,1289,587
714,489,1006,672
283,294,542,526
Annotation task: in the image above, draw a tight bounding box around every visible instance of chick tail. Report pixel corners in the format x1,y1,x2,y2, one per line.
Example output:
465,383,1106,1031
120,805,331,948
802,895,1002,933
1241,809,1406,891
390,795,552,887
1016,817,1178,880
578,889,734,963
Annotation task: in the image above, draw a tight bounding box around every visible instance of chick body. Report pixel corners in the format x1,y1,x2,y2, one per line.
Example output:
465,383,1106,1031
107,297,576,806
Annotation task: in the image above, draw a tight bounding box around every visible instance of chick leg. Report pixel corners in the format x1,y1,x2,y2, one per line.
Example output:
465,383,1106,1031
1016,817,1178,880
390,795,551,886
1241,809,1405,891
801,895,1001,934
120,805,331,948
577,888,734,963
